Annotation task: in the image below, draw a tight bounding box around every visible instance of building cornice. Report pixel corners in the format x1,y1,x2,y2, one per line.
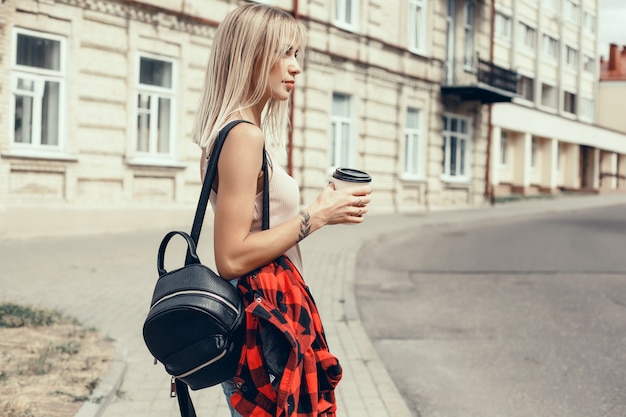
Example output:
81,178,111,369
56,0,219,37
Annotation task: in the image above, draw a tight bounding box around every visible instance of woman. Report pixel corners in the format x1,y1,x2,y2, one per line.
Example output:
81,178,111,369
192,4,372,416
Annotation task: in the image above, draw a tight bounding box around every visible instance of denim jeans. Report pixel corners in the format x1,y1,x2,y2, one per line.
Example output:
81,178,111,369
221,379,243,417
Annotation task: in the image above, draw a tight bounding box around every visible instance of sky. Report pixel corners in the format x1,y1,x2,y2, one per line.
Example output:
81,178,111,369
598,0,626,58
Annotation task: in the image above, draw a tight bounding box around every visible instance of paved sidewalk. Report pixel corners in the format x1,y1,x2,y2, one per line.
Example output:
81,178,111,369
0,193,624,417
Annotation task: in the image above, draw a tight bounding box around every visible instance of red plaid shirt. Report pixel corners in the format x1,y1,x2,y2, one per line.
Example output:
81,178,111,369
232,256,342,417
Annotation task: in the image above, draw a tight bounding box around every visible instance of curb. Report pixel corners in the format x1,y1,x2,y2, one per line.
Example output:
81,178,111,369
74,359,127,417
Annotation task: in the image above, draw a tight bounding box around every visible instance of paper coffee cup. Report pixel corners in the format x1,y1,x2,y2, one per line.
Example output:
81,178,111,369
331,168,372,190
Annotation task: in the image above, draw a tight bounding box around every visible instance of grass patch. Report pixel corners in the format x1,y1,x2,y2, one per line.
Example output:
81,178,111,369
0,303,65,328
0,303,115,417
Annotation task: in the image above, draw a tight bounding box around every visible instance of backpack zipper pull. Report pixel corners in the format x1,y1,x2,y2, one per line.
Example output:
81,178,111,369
170,376,177,398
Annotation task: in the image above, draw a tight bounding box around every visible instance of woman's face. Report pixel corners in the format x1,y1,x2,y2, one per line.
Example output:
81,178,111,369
267,44,301,101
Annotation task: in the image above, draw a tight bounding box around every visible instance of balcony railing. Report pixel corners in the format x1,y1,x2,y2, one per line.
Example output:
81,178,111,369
441,56,518,103
476,59,518,94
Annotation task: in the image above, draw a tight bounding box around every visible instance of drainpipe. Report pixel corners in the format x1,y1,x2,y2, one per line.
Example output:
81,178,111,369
484,0,496,205
288,0,300,176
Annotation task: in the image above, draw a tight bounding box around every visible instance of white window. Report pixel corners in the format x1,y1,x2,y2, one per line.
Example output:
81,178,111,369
500,131,509,166
11,29,65,149
136,54,176,157
541,83,557,109
335,0,359,31
580,98,594,121
563,91,576,114
530,137,538,168
542,34,559,60
518,22,536,51
583,55,595,73
517,75,535,101
442,114,471,180
404,107,423,178
583,11,595,33
565,45,578,69
564,0,580,24
463,1,475,69
409,0,428,54
495,12,512,41
330,93,353,168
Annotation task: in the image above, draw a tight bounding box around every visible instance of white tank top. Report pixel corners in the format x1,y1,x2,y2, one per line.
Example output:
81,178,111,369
208,158,304,274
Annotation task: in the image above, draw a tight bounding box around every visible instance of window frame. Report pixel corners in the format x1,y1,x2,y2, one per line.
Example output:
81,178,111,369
517,75,535,102
335,0,359,32
540,82,558,110
583,11,595,34
579,97,594,122
441,113,472,182
563,90,577,115
583,55,595,73
518,21,537,52
563,0,580,25
403,107,425,179
500,131,509,166
10,28,67,152
542,34,559,61
134,52,178,160
330,92,354,170
463,1,476,70
564,45,578,70
494,11,512,42
408,0,428,55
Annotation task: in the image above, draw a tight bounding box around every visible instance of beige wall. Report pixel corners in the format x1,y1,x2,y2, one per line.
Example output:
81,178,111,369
597,82,626,133
0,0,496,238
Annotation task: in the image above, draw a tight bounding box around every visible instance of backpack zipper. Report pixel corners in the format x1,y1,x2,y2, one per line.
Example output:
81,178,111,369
175,349,228,379
151,290,239,314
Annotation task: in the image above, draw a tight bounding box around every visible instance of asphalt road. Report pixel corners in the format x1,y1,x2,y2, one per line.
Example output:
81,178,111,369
355,204,626,417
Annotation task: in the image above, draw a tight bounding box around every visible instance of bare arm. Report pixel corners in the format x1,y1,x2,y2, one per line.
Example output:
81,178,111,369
212,123,371,279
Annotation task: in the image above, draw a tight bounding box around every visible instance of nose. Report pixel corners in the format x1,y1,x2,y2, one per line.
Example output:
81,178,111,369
288,56,301,75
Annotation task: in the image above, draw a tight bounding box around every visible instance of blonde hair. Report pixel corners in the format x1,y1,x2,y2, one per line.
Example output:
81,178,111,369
192,4,307,153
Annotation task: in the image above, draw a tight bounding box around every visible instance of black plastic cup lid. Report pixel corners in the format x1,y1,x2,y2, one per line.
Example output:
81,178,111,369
332,168,371,183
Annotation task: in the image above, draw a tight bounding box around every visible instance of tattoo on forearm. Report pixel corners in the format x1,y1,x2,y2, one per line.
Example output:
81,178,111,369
298,210,311,242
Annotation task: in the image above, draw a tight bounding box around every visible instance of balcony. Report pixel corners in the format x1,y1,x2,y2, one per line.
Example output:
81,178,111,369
441,57,518,104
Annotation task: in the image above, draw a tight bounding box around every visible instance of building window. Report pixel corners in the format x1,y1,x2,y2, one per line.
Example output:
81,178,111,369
495,12,512,41
409,0,428,54
563,91,577,114
541,83,557,109
442,114,471,180
580,97,594,121
564,0,580,24
404,107,423,178
12,29,65,148
565,45,578,69
517,75,535,101
542,34,559,60
583,11,595,33
500,131,509,166
464,1,475,69
531,137,537,169
335,0,359,31
583,55,595,73
518,22,536,51
136,54,176,156
330,93,353,168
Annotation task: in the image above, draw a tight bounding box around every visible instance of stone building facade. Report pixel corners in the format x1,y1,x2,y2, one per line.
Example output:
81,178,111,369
488,0,626,197
10,0,618,239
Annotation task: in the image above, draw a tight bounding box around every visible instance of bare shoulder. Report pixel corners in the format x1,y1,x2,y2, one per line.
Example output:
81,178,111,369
219,121,264,167
225,121,264,149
